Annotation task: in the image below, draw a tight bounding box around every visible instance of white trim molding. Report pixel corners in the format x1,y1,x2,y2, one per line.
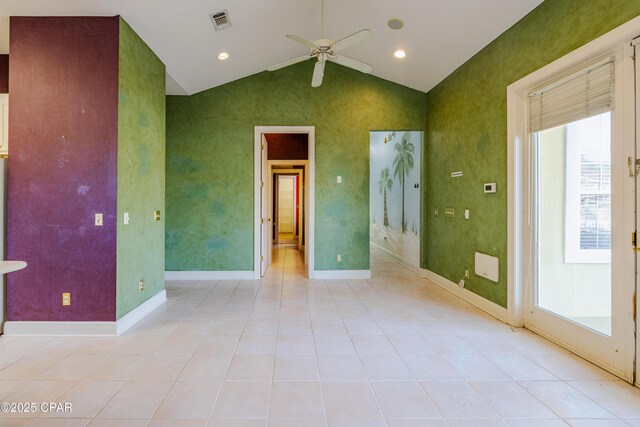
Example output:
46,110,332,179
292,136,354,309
4,290,166,336
310,270,372,280
420,269,508,323
165,271,255,280
4,321,117,336
254,126,315,279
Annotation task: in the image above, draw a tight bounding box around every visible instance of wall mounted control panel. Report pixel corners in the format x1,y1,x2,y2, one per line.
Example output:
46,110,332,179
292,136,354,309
483,182,497,193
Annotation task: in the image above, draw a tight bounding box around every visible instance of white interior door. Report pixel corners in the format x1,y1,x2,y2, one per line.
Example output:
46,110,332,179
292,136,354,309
278,176,295,235
260,136,268,277
524,49,635,381
634,39,640,382
0,94,8,156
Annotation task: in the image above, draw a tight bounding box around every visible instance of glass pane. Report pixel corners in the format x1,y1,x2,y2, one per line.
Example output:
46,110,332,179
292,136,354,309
536,112,611,336
580,195,611,249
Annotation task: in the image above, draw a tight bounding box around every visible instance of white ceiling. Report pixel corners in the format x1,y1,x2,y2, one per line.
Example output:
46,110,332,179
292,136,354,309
0,0,543,95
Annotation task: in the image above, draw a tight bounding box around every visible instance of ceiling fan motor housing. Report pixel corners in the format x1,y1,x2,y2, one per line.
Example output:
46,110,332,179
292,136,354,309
314,39,334,49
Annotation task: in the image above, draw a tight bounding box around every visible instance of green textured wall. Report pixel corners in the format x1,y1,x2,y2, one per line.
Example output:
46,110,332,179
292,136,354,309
424,0,640,307
116,18,166,319
166,61,425,271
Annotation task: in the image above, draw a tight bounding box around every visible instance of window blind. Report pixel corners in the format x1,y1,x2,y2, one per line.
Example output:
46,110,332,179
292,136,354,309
529,57,615,133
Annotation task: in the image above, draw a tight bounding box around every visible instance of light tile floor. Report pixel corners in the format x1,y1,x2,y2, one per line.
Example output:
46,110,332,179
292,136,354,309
0,245,639,426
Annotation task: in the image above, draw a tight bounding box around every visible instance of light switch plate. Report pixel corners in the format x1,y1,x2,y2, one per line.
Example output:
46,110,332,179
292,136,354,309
337,176,342,184
124,212,129,225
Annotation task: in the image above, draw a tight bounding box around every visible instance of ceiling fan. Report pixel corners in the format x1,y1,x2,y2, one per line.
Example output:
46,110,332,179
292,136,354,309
267,0,373,87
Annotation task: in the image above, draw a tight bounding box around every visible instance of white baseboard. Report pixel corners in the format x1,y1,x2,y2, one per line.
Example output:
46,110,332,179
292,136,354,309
116,290,167,335
310,270,371,279
3,321,117,336
4,290,166,337
165,271,255,280
420,269,508,323
370,242,421,274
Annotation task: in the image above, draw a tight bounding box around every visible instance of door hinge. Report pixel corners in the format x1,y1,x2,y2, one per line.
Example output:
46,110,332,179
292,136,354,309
261,181,264,188
261,218,264,224
628,157,640,177
633,291,637,321
260,255,264,261
633,231,640,252
261,143,264,150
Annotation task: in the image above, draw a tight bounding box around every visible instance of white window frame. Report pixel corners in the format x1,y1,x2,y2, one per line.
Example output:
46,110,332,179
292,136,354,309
564,114,612,264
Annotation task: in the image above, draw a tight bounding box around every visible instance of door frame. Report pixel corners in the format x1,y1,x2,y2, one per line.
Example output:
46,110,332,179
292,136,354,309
507,16,640,383
254,126,315,278
270,166,305,252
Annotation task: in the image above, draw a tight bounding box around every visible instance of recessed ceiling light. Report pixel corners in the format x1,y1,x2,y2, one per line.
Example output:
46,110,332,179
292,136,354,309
387,18,404,30
394,50,406,59
217,52,230,60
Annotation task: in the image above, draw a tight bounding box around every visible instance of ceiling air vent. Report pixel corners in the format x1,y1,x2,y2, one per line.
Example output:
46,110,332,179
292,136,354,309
210,9,232,31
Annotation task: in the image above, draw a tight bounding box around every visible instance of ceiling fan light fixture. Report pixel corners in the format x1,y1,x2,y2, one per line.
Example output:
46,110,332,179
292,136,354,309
394,49,406,59
217,52,230,60
266,0,373,87
387,18,404,30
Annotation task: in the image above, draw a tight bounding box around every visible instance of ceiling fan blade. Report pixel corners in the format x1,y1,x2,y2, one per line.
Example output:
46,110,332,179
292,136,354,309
330,29,372,52
286,34,318,51
311,61,325,87
267,55,312,72
332,55,373,74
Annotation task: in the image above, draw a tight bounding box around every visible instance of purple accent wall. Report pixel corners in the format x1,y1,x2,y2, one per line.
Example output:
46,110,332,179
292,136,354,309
0,55,8,93
7,17,119,321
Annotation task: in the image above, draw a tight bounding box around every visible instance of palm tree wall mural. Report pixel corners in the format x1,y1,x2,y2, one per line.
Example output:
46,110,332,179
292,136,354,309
392,132,415,233
369,130,421,267
378,167,393,227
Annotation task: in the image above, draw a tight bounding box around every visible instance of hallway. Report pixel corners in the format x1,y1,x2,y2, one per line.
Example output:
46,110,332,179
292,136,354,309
0,245,639,425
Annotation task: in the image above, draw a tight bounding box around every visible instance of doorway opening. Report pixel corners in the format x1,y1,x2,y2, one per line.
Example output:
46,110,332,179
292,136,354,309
272,167,305,249
254,126,315,278
276,175,297,243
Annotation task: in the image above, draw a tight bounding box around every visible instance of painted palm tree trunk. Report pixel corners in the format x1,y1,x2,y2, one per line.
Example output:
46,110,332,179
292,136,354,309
393,132,415,233
379,167,393,227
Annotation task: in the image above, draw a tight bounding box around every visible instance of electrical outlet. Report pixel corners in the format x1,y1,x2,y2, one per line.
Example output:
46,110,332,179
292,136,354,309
62,293,71,306
95,213,103,226
138,280,144,292
336,254,342,262
464,268,470,279
154,211,161,221
336,176,342,184
458,279,465,288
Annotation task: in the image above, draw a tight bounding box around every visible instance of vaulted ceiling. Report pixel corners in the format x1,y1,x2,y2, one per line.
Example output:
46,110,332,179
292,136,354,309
0,0,544,95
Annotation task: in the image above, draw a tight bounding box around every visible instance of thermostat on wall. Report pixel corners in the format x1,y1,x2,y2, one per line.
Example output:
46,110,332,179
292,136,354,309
484,183,497,193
